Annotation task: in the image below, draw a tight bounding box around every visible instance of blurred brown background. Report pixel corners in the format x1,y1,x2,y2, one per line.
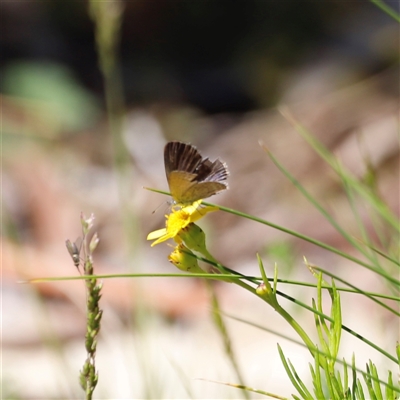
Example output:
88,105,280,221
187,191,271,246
2,1,399,399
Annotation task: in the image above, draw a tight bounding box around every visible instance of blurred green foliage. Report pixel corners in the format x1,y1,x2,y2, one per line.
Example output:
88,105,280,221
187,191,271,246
3,61,100,133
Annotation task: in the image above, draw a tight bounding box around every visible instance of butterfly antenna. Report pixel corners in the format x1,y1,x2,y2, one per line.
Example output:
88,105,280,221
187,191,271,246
152,200,170,214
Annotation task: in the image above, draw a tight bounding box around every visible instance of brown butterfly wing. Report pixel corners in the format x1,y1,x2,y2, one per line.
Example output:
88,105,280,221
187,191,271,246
194,158,229,183
164,142,203,177
164,141,229,203
181,181,228,203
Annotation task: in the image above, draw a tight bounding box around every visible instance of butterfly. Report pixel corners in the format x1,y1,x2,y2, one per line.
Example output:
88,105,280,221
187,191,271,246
164,141,229,205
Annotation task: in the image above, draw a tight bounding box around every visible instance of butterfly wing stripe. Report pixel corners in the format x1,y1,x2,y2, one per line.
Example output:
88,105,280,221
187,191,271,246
201,160,229,184
164,142,202,176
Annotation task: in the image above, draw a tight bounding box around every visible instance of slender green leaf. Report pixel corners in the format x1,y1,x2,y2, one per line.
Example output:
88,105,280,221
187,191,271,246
288,358,314,400
340,165,382,270
369,361,383,400
311,354,324,400
356,378,366,400
278,345,313,400
351,354,358,400
385,371,393,400
205,200,400,285
335,369,344,397
363,364,377,400
278,112,399,231
356,239,400,267
317,274,330,338
312,298,330,358
323,363,335,399
311,266,400,317
330,371,345,399
330,281,342,361
343,358,349,395
370,0,400,22
265,145,387,273
32,269,399,365
201,379,288,399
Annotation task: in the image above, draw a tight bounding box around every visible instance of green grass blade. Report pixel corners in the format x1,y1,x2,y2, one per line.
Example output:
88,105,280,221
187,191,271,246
288,359,314,400
309,361,324,400
369,361,383,400
311,354,325,399
358,240,400,267
351,354,358,400
324,365,335,399
356,378,366,400
385,371,394,400
275,289,398,365
264,144,384,269
332,371,347,399
147,187,400,284
200,379,288,399
335,370,344,398
312,297,330,358
330,281,342,361
339,166,383,268
316,274,330,338
223,310,399,394
370,0,400,22
363,364,378,400
31,272,399,365
215,202,400,286
311,266,400,317
277,345,313,400
278,109,399,231
343,358,349,396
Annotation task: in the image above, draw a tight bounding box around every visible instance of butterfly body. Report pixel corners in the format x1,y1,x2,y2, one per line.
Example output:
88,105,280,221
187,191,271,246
164,141,229,204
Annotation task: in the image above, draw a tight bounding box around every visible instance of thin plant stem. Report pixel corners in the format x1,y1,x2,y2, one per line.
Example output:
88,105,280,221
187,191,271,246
73,214,102,400
89,0,138,256
146,187,400,285
370,0,400,22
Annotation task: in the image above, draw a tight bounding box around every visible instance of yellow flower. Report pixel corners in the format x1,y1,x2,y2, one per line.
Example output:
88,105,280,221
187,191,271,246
147,200,218,246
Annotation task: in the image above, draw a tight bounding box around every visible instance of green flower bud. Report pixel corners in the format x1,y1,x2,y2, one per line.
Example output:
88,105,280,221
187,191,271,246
168,244,204,274
177,223,208,254
256,282,270,296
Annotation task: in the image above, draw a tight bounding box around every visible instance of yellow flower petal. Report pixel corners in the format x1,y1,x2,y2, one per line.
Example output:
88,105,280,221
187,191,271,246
148,200,219,246
147,228,167,241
